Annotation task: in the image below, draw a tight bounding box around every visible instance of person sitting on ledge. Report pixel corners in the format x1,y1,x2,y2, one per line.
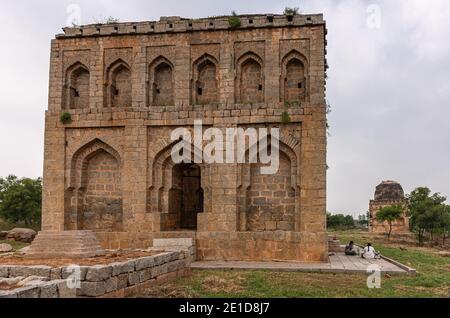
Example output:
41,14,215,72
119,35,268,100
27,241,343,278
362,243,379,259
345,241,357,256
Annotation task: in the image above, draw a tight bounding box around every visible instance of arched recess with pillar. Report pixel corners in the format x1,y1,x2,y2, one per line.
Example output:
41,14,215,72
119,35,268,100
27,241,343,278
148,139,211,231
237,133,300,232
65,139,123,232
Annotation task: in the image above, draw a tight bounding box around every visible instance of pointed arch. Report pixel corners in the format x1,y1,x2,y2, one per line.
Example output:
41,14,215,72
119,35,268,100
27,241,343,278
64,62,90,110
235,51,264,103
148,55,175,106
65,139,123,232
280,50,309,103
104,58,132,108
237,134,299,232
191,53,219,105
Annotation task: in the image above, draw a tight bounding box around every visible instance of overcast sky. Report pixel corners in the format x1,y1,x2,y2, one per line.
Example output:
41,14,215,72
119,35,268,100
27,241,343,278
0,0,449,217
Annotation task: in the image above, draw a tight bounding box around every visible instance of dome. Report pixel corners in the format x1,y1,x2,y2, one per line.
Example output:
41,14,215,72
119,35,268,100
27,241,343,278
374,180,405,201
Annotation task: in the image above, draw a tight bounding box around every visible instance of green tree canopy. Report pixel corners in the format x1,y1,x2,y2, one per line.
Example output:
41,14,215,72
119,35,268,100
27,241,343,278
0,175,42,227
327,213,355,230
376,205,404,240
407,187,449,245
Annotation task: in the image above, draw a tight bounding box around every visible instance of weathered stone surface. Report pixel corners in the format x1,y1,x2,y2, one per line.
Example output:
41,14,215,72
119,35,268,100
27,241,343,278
111,260,135,276
18,276,49,286
85,265,112,282
0,266,9,278
6,228,37,243
369,181,409,234
41,13,328,263
135,256,155,271
117,274,128,289
0,243,13,253
105,277,118,293
26,231,105,259
78,281,107,297
15,286,40,298
128,272,140,286
9,266,51,279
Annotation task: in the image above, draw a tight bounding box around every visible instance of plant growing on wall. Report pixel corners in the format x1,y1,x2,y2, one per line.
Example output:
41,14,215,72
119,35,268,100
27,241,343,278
60,112,72,124
284,7,300,15
228,11,241,28
281,111,291,125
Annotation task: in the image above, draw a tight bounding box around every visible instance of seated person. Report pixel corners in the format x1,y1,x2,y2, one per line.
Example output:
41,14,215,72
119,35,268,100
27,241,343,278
362,243,376,259
345,241,357,256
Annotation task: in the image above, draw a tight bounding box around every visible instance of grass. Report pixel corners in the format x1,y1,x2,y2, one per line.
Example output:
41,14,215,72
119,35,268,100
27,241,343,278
0,240,29,251
139,231,450,298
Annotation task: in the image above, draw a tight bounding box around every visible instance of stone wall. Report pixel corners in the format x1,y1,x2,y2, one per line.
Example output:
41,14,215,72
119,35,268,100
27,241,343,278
0,251,190,298
42,14,328,262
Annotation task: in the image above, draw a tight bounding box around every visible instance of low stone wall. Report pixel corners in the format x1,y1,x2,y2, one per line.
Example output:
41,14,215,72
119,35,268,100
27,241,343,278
196,231,329,262
0,251,190,298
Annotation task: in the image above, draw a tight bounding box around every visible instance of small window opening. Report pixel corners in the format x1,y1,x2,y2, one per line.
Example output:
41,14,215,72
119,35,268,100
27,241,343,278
114,88,119,96
287,16,294,22
151,24,155,30
209,22,214,26
188,23,193,27
249,19,253,24
267,16,274,23
258,84,263,91
197,87,203,96
298,82,303,89
169,23,173,28
156,88,161,94
74,90,80,97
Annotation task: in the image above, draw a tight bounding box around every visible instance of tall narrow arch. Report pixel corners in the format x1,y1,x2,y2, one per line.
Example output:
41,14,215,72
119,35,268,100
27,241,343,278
192,54,219,105
65,139,123,232
235,52,264,104
148,56,174,106
280,50,308,103
105,59,132,108
64,62,90,110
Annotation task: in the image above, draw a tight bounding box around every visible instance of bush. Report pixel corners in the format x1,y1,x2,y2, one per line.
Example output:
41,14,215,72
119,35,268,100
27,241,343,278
281,111,291,125
228,11,241,28
327,213,356,230
284,7,300,15
60,112,72,124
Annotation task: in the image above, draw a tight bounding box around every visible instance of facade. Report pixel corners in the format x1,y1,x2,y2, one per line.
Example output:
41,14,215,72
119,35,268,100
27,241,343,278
42,14,328,262
369,181,410,234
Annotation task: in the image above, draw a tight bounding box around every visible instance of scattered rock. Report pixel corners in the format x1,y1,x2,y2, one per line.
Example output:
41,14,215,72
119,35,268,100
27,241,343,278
17,246,31,255
6,228,37,243
0,231,9,240
0,243,13,253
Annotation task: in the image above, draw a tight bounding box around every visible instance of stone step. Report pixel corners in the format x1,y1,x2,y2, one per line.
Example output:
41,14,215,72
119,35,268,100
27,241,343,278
25,231,105,259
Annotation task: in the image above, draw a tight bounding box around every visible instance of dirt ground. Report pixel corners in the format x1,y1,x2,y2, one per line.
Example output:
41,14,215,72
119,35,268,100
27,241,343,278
0,250,161,267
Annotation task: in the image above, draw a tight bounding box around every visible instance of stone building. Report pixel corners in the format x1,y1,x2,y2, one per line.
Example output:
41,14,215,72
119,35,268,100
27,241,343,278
369,181,410,233
41,14,328,262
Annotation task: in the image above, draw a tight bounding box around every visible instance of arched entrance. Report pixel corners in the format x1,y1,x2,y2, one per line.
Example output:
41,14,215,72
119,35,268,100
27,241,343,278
169,163,203,230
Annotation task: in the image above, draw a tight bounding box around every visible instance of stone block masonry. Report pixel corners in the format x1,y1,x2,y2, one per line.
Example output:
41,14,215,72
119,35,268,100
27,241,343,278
0,251,190,298
42,13,328,262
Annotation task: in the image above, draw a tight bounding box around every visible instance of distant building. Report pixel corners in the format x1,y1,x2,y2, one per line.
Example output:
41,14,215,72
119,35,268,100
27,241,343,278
369,181,410,233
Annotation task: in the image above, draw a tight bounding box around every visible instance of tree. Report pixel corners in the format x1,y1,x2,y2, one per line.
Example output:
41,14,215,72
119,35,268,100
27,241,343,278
0,175,42,227
327,213,355,230
407,187,449,245
376,205,404,240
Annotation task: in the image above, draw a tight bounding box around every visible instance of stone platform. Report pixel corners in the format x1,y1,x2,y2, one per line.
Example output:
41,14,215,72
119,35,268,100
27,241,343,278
25,231,105,259
191,253,415,275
